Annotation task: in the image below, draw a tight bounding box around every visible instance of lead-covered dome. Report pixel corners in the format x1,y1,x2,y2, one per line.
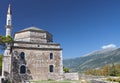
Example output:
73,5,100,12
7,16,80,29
20,27,44,32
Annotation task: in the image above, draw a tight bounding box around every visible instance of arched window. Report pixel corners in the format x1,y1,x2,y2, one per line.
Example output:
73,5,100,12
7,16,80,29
20,52,25,60
49,65,54,72
50,53,53,60
37,44,40,47
8,20,11,25
20,65,26,74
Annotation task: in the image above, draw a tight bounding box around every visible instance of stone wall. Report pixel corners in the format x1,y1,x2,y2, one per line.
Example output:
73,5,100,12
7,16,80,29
14,31,30,42
2,47,12,80
64,73,79,80
12,46,63,81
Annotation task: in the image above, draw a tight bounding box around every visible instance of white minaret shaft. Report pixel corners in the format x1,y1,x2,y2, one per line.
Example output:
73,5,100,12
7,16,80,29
6,4,12,36
2,4,12,77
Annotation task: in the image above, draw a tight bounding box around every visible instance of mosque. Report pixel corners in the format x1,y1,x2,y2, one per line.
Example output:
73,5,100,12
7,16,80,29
2,4,63,82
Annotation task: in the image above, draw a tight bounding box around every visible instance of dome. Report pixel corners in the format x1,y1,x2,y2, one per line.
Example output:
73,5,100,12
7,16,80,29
20,27,44,32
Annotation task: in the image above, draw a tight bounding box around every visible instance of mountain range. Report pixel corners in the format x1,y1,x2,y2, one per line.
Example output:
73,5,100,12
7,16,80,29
63,48,120,72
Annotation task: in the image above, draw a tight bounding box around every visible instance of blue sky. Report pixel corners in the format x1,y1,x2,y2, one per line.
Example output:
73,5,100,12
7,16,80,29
0,0,120,58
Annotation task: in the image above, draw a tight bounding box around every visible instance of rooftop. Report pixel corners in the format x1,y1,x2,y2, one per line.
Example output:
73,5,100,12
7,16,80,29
20,27,44,32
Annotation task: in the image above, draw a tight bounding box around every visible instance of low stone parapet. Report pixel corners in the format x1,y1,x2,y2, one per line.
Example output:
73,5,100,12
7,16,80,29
64,73,79,80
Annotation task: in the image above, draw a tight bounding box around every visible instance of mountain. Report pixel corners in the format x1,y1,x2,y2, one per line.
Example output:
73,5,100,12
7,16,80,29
63,48,120,72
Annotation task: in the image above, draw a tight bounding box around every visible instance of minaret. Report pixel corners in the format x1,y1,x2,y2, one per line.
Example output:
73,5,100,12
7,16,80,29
2,4,12,79
6,4,12,36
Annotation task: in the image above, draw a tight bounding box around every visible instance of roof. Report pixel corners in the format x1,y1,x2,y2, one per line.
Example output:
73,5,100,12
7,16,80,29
20,27,44,32
7,4,12,14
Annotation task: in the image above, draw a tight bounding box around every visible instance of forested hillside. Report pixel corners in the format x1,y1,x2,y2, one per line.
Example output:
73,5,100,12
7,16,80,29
63,48,120,72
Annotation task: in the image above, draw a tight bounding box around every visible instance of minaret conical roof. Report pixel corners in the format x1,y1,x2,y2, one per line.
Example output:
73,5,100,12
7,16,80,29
7,4,12,14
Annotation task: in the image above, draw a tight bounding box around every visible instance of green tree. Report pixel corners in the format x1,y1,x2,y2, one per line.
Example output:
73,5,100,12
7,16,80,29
109,62,117,76
0,35,13,50
0,35,13,44
0,55,2,75
63,67,69,73
115,64,120,76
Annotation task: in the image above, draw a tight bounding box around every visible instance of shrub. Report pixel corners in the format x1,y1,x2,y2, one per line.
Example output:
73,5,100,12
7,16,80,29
106,77,120,82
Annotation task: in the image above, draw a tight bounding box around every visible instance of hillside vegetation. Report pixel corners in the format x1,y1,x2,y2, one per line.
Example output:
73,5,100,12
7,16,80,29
63,48,120,72
85,64,120,76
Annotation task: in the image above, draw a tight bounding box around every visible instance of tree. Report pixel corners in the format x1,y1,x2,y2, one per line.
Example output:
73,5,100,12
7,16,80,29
0,35,13,44
63,67,69,73
0,35,13,50
102,65,110,76
85,64,120,76
0,55,2,75
85,69,92,75
115,64,120,76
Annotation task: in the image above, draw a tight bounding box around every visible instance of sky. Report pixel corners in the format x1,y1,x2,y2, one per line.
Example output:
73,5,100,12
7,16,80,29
0,0,120,59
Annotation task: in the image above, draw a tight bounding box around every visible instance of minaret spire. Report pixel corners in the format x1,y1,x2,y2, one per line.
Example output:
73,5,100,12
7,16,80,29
6,4,12,36
7,4,12,14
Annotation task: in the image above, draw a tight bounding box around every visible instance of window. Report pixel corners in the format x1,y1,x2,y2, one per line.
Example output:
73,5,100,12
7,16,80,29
20,52,25,60
20,65,26,74
49,65,54,72
38,45,40,47
50,53,53,60
8,20,11,25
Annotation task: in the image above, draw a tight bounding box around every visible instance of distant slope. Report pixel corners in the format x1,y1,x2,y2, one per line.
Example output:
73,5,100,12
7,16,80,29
63,48,120,72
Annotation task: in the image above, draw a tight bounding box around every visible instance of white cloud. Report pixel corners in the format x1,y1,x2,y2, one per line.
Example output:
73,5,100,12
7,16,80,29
102,44,117,49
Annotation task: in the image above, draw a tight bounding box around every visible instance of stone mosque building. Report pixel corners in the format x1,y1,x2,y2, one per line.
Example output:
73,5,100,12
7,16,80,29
2,4,63,82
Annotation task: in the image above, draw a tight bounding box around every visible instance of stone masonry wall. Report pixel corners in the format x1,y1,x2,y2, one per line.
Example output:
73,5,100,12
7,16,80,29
14,31,30,41
64,73,79,80
12,47,63,81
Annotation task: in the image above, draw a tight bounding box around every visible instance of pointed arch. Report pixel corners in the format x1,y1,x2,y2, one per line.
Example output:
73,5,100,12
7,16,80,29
49,65,54,72
50,53,53,60
20,52,25,60
20,65,26,74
